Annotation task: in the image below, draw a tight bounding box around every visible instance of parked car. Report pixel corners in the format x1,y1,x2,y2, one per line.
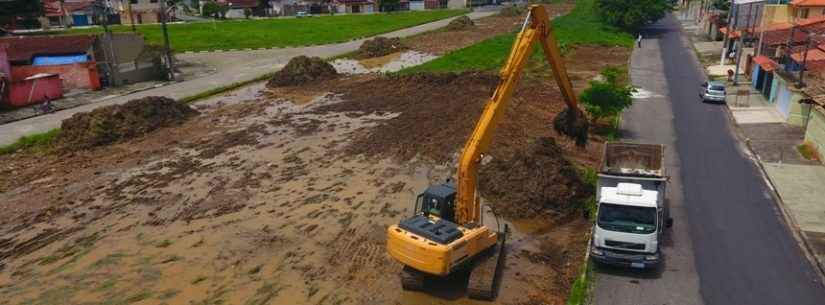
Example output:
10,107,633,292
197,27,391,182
296,11,309,17
701,81,727,103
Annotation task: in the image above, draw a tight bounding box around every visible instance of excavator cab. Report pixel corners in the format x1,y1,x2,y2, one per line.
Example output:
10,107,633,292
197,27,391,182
415,183,457,222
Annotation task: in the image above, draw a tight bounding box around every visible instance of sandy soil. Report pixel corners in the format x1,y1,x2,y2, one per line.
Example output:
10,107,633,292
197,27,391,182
0,3,632,304
0,76,594,305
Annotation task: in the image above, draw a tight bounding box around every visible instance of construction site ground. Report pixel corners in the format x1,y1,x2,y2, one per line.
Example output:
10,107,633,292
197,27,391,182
0,7,630,305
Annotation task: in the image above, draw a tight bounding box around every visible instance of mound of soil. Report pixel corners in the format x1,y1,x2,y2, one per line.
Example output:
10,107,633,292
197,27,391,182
58,96,198,150
446,16,475,31
315,72,500,162
358,37,406,58
553,107,589,146
498,5,525,17
268,56,338,87
479,137,592,218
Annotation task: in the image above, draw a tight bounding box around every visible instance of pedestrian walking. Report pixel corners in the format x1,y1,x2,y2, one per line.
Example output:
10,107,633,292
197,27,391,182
637,34,643,48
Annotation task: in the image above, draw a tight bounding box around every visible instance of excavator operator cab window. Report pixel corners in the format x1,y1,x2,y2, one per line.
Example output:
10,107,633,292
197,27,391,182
415,184,457,222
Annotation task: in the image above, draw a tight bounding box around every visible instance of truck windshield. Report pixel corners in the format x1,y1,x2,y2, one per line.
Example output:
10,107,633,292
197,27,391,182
597,203,657,234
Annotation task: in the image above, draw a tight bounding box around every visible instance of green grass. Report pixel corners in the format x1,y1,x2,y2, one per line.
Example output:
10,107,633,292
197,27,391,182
566,262,594,305
402,0,633,74
0,128,60,155
798,142,821,161
67,10,467,52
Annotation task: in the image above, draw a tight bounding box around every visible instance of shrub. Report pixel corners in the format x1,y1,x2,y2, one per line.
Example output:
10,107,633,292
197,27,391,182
580,68,634,123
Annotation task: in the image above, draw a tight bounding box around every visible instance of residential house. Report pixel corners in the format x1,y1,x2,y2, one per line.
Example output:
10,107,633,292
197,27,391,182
121,0,171,24
218,0,259,18
748,15,825,125
791,0,825,19
333,0,375,14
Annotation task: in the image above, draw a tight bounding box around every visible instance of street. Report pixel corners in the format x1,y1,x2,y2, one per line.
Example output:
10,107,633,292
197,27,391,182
594,14,825,305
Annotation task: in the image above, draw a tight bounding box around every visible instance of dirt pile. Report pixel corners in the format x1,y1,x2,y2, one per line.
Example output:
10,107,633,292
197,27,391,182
498,5,525,17
315,72,499,162
446,16,475,31
267,56,338,87
57,96,198,150
553,107,589,146
479,137,592,218
357,37,406,58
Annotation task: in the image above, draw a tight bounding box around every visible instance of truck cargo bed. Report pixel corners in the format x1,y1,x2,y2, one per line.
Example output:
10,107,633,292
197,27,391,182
600,142,665,178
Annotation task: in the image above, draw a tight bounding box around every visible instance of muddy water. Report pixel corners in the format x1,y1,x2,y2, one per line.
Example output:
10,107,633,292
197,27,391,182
331,51,438,74
0,83,584,305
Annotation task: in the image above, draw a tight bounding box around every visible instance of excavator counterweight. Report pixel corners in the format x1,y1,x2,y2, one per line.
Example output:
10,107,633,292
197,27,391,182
386,5,584,300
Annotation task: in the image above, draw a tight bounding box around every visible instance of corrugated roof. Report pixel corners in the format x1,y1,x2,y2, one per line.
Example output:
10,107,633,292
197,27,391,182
0,35,96,63
754,55,781,72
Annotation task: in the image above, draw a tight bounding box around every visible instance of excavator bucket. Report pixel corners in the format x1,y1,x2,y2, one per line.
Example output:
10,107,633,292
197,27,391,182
553,107,589,146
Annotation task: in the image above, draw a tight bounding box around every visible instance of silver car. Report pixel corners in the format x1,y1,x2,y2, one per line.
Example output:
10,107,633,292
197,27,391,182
701,81,726,103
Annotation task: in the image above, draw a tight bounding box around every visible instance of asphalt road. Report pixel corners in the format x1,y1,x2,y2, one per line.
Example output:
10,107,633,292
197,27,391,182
593,14,825,305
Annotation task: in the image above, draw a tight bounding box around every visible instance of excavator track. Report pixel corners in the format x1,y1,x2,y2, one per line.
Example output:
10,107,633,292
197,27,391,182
400,265,426,291
467,231,507,300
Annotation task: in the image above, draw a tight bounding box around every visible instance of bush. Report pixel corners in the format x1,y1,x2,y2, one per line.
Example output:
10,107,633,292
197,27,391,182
596,0,672,32
201,0,229,18
580,67,634,123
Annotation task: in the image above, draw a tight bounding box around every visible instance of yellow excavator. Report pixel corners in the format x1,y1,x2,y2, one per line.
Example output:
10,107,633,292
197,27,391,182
385,5,584,300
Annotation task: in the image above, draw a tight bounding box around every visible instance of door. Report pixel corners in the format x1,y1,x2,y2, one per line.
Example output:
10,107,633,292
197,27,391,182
776,84,792,119
352,5,360,13
752,65,761,89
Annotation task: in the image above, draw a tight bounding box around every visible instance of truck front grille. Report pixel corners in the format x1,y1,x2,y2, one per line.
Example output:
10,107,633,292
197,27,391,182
605,240,645,250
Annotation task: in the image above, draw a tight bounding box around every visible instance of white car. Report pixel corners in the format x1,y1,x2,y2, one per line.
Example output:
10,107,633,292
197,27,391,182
701,81,727,103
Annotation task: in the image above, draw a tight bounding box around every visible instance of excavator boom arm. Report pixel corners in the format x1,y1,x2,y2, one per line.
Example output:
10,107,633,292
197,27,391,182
456,5,579,225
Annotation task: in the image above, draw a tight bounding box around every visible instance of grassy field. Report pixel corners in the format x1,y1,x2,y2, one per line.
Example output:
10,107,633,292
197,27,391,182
68,10,467,52
402,0,633,74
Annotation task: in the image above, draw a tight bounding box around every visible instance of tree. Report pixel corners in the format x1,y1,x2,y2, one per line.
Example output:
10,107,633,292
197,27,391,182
596,0,672,32
580,68,634,123
243,8,252,19
201,0,230,18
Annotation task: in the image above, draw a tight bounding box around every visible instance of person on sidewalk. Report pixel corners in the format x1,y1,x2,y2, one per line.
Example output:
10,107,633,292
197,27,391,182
637,33,643,48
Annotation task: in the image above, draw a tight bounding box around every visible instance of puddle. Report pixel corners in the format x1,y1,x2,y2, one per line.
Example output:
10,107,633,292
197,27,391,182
331,51,438,74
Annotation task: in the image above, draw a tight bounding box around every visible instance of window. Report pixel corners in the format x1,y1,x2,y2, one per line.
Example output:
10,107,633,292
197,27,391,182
130,0,137,4
150,0,158,3
597,203,657,234
801,8,810,19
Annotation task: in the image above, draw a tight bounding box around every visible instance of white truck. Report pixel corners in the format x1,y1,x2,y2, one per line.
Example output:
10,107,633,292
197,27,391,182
590,142,672,269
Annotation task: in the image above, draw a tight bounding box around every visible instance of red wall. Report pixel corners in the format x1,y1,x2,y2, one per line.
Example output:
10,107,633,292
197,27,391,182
7,75,64,107
11,62,101,91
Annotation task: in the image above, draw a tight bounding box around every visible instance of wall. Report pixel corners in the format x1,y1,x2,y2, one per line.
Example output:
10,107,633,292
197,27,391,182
805,107,825,161
11,62,101,90
7,75,63,107
762,4,792,24
793,6,825,19
95,33,162,86
771,73,810,126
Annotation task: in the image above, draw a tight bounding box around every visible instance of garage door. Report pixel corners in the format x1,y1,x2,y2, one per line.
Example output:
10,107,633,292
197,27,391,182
776,84,792,119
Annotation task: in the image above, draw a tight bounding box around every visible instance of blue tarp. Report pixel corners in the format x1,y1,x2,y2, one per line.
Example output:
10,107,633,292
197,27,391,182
32,54,89,66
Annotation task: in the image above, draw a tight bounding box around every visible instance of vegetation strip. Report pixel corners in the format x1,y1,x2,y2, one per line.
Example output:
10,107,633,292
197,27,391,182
67,10,468,52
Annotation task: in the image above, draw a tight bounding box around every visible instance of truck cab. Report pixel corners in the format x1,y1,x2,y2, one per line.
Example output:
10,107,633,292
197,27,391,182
591,183,669,269
590,142,672,270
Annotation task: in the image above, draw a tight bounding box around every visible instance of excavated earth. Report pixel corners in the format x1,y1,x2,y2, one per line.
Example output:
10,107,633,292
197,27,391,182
0,6,630,305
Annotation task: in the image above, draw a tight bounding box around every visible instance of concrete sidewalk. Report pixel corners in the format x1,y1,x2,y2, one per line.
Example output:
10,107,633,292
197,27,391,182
0,10,496,146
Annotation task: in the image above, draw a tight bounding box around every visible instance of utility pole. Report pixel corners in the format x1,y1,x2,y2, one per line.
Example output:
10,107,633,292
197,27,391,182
95,0,118,86
128,0,136,32
160,0,176,81
799,32,812,88
722,1,737,65
733,2,754,85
